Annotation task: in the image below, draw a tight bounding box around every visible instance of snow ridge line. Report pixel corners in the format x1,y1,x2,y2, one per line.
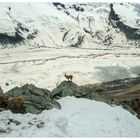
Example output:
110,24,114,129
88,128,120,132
0,53,110,65
0,52,140,65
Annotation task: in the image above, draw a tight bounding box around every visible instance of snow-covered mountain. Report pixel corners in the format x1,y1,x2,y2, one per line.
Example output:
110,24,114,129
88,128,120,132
0,3,140,93
0,3,140,48
1,3,140,137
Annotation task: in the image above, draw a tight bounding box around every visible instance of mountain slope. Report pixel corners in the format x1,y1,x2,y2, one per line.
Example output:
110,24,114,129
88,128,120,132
0,3,140,48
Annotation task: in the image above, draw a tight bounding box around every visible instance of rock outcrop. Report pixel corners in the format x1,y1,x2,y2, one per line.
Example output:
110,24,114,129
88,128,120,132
0,84,61,114
52,81,113,105
0,77,140,119
52,81,87,99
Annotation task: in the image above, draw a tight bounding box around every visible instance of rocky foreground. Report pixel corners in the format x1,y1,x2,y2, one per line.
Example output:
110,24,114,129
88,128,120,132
1,96,140,137
0,76,140,119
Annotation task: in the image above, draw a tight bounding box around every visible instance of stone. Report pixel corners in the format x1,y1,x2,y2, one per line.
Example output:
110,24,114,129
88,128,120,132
2,84,61,114
52,81,87,99
36,122,45,128
13,120,21,126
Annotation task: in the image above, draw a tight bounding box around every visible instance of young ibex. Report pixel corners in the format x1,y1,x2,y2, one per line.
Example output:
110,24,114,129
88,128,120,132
64,74,73,81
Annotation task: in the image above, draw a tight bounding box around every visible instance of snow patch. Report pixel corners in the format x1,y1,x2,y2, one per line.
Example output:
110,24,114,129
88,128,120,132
0,96,140,137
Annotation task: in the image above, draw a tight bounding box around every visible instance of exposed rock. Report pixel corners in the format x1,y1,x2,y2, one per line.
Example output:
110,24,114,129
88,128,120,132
52,81,113,105
0,108,7,112
13,120,21,126
5,83,9,86
0,128,8,133
1,84,61,114
109,3,120,23
36,122,45,128
8,119,21,126
108,3,140,43
0,12,37,47
72,4,84,12
0,77,140,119
53,3,66,10
5,84,51,98
52,81,87,99
70,35,85,48
91,77,140,119
0,32,24,46
100,76,140,92
82,84,113,105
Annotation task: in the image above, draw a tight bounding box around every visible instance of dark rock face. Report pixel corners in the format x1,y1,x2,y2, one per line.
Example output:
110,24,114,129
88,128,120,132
53,3,66,10
109,3,140,42
98,77,140,119
116,22,140,40
52,81,112,105
70,35,85,48
52,81,87,99
72,4,84,12
121,98,140,118
109,3,120,22
0,81,113,114
101,77,140,92
53,3,84,12
8,119,21,126
82,84,113,105
1,84,61,114
5,84,52,98
0,13,37,46
0,32,24,45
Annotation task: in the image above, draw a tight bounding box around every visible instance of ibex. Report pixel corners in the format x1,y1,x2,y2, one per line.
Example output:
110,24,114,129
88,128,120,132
64,74,73,81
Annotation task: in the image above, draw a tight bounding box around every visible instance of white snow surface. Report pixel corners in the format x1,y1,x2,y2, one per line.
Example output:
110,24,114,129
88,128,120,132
0,47,140,92
0,3,140,48
0,96,140,137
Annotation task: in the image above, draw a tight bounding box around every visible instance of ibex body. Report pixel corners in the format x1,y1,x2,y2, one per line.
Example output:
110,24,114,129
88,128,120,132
65,74,73,81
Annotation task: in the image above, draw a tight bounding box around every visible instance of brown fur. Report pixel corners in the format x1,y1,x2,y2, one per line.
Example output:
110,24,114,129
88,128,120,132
65,74,73,81
8,96,25,111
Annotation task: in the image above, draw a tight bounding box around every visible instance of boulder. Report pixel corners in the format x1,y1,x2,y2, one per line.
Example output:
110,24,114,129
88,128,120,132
52,81,112,105
52,81,87,99
1,84,61,114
